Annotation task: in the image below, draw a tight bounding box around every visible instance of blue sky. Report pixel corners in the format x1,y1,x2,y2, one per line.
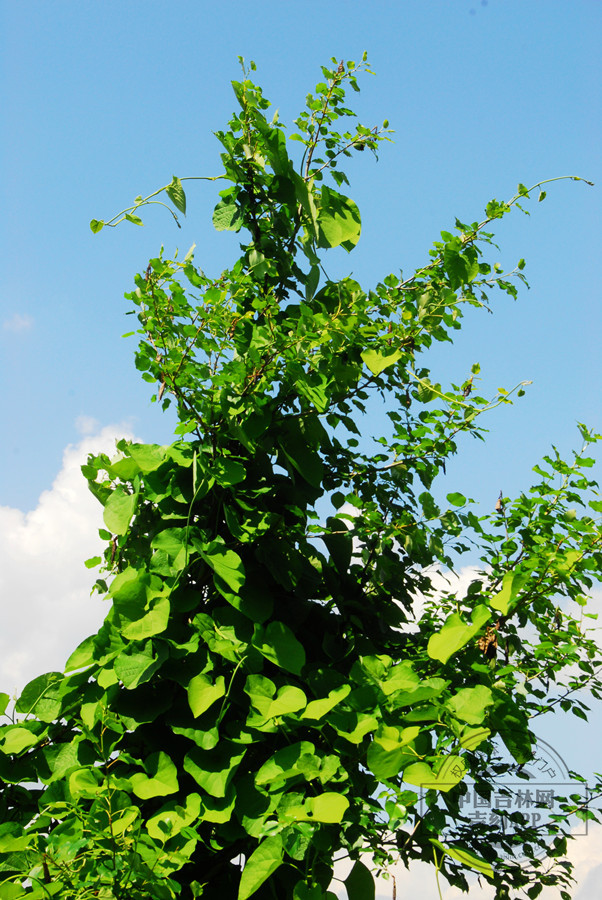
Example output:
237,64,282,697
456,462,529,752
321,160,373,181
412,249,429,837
1,2,601,897
2,0,600,509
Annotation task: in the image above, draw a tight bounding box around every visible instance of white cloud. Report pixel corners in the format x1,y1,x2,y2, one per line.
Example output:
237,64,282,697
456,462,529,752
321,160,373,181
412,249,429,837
2,313,33,333
571,823,602,900
75,414,101,435
0,423,135,697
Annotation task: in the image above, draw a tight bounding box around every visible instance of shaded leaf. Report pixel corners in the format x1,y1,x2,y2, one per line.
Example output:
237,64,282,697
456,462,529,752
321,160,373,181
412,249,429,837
256,621,306,674
344,861,375,900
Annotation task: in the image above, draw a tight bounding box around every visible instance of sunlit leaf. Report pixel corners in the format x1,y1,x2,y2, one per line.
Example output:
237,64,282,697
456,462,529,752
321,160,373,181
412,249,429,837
166,175,187,214
430,839,493,878
238,835,283,900
130,751,179,799
103,486,137,535
317,186,361,249
427,606,490,664
188,673,226,718
361,348,402,376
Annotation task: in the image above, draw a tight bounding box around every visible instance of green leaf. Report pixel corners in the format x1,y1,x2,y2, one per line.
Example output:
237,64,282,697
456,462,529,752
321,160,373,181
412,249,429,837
126,442,168,473
0,884,27,898
68,767,102,799
267,685,307,719
317,186,361,250
214,458,247,486
130,751,179,799
114,642,163,689
263,128,291,176
42,741,80,781
84,555,102,569
294,884,324,900
295,371,330,413
427,605,490,664
490,571,530,616
187,673,226,717
459,726,491,750
403,755,466,792
120,595,170,640
64,634,96,673
256,621,306,674
344,861,375,900
430,839,493,878
151,527,188,571
0,693,9,716
255,741,317,789
110,567,170,639
15,672,64,722
322,518,352,574
302,684,351,720
166,175,186,214
308,792,349,823
184,744,246,798
331,710,379,743
367,725,420,780
238,835,284,900
361,348,402,376
492,694,533,764
1,726,40,755
0,823,32,853
446,686,493,725
125,212,143,226
201,542,246,594
213,196,243,232
89,218,104,233
110,806,139,837
103,486,137,535
146,793,202,840
443,243,468,288
277,418,324,487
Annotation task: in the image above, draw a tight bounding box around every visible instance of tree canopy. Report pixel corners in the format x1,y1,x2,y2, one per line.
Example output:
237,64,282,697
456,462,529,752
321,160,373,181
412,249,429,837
1,54,601,900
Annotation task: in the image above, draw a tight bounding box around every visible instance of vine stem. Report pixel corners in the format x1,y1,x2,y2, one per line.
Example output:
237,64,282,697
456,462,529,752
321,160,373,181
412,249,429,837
98,174,227,228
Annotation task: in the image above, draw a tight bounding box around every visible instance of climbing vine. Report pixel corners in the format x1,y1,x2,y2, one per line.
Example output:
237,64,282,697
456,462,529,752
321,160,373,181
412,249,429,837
1,54,600,900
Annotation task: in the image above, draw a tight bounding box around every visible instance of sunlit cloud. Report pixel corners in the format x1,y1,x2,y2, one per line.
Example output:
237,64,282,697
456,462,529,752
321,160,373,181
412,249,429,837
0,422,135,696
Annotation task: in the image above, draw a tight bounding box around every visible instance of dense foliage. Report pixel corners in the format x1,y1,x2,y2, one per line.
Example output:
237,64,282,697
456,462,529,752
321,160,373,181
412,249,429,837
1,55,600,900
